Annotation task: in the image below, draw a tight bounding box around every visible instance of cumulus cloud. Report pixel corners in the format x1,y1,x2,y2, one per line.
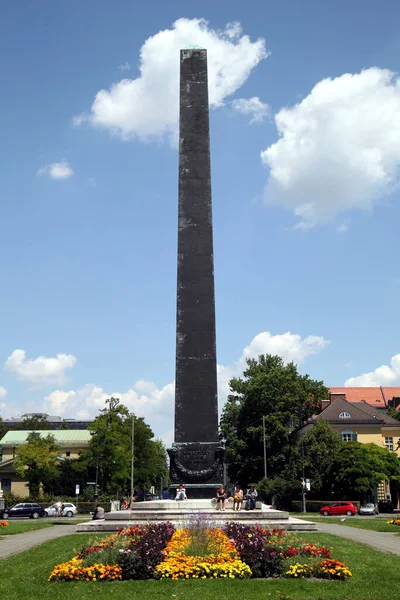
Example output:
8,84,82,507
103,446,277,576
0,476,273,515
42,330,328,443
261,68,400,228
45,381,175,445
74,18,267,143
37,161,73,180
217,331,330,403
0,386,7,399
232,96,270,123
5,350,77,387
345,354,400,386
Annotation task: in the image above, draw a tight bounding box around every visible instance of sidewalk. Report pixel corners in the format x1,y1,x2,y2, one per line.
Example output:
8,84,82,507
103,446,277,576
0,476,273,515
0,526,77,559
315,522,400,556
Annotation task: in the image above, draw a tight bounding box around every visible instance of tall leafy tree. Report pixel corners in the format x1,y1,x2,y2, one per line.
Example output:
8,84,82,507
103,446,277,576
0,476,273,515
84,398,167,496
327,442,400,499
220,354,329,486
14,432,60,495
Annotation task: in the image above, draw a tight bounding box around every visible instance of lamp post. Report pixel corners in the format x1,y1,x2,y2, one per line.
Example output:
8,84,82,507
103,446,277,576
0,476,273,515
90,430,100,507
130,415,135,505
262,415,267,479
301,437,306,513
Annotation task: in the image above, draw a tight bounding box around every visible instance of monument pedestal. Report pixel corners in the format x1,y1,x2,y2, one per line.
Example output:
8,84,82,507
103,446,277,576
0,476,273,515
168,442,224,499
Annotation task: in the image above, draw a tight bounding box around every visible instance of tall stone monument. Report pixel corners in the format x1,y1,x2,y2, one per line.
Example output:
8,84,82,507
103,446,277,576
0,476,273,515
168,48,224,497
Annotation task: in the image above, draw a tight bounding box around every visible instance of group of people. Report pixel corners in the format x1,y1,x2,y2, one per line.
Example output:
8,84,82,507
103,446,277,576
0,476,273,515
173,483,258,510
215,484,257,511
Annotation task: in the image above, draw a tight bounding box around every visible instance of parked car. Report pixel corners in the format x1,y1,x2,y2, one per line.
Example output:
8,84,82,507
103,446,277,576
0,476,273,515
0,503,46,519
359,503,379,515
319,502,357,516
44,502,78,517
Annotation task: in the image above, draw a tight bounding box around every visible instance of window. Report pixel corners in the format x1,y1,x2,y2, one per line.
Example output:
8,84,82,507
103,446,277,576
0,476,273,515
384,436,394,452
66,451,71,457
1,478,11,493
341,430,357,442
339,411,351,418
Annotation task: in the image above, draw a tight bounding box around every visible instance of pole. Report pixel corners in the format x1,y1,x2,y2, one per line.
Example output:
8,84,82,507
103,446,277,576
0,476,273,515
301,438,306,513
263,415,267,479
94,444,99,507
130,415,135,504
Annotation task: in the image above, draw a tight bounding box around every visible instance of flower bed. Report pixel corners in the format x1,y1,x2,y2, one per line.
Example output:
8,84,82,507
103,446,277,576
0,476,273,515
386,519,400,526
0,521,8,527
155,528,251,579
49,519,352,583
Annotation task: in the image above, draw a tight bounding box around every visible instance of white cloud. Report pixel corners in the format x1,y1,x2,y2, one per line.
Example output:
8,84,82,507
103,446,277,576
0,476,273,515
39,330,328,444
45,381,175,445
261,68,400,228
345,354,400,386
0,386,7,399
74,18,267,143
336,224,349,234
232,96,270,123
118,61,132,72
5,350,77,387
217,331,330,403
37,161,73,180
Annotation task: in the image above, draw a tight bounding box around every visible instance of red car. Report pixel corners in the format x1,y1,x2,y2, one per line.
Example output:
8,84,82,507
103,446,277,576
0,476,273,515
319,502,357,516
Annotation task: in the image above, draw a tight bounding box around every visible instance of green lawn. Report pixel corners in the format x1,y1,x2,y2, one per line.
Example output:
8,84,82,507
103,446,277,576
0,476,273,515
303,517,400,532
1,531,400,599
0,520,87,535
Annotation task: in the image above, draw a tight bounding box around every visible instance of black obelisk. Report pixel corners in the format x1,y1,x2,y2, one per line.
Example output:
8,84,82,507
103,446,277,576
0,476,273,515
168,48,223,497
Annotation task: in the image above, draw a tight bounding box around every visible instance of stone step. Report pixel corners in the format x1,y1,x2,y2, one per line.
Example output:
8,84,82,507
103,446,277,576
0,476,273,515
76,516,317,533
104,509,289,521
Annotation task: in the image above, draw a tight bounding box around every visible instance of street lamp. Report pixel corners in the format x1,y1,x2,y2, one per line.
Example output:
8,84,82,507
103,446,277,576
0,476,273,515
90,430,100,507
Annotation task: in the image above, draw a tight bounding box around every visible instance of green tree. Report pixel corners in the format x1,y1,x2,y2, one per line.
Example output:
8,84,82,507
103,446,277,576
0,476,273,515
327,442,400,499
388,407,400,423
14,432,61,495
301,419,341,494
220,354,329,486
83,398,167,496
20,415,51,430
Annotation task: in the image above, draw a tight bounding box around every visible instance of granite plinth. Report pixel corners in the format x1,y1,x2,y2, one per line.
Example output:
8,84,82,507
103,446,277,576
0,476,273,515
168,441,223,493
76,500,317,532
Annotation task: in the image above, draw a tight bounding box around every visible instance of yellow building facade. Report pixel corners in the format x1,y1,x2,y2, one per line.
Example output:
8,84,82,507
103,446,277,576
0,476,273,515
0,430,92,497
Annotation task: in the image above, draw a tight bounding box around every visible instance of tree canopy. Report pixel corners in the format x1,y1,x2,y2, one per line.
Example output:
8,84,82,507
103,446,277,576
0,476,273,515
220,354,329,486
14,432,60,495
327,441,400,498
81,397,168,496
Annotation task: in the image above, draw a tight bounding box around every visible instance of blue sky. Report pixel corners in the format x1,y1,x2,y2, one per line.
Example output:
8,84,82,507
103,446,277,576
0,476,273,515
1,0,400,442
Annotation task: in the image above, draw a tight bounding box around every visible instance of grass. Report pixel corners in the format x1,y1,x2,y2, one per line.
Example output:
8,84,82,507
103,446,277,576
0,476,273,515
1,531,400,599
303,517,400,532
0,519,88,535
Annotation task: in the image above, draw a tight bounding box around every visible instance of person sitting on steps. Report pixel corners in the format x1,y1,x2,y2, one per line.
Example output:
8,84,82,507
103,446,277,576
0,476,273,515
245,485,258,510
175,483,187,501
216,485,226,511
233,485,243,511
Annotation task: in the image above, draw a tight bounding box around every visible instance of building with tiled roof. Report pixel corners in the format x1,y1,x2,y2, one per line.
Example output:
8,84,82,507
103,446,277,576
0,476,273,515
327,387,400,409
302,398,400,505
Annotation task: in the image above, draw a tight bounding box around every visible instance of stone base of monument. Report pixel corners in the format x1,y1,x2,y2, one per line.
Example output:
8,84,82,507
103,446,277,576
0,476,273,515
76,499,317,532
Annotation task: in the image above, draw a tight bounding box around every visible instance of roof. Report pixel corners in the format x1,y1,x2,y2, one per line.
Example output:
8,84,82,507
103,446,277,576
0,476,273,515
0,430,92,446
329,387,400,407
317,397,400,426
